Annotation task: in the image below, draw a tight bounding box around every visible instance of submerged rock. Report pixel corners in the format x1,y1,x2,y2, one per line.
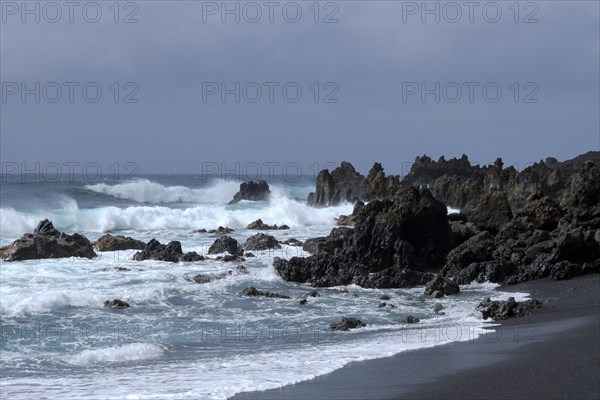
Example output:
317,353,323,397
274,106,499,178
328,317,366,331
229,181,271,204
92,267,132,273
0,219,97,261
242,286,290,299
217,254,246,262
433,303,445,315
104,299,130,309
400,315,420,324
187,266,249,284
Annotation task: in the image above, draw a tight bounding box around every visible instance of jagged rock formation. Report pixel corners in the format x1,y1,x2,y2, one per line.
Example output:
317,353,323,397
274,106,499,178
442,161,600,285
229,181,271,204
276,187,453,288
291,152,600,288
307,162,366,207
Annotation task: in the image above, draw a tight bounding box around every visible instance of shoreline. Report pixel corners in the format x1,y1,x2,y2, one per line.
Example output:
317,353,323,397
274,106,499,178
231,275,600,400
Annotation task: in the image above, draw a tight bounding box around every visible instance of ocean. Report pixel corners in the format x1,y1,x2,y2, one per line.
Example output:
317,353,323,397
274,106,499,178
0,175,530,399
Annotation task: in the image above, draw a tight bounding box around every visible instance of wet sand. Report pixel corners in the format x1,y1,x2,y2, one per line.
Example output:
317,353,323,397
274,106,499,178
232,275,600,400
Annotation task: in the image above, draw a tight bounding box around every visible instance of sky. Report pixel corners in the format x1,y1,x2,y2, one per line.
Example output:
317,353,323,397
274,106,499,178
1,0,599,177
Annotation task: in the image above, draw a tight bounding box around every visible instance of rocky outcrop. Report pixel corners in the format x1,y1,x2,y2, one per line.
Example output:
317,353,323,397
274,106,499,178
424,274,460,298
229,181,271,204
403,154,475,187
92,234,145,251
274,253,434,288
242,286,290,299
179,252,205,262
306,161,403,207
462,192,513,233
246,219,289,230
477,297,542,320
329,317,366,331
0,220,97,261
308,162,366,207
207,236,243,256
104,299,130,309
336,215,355,226
243,233,281,251
302,227,353,255
560,160,600,208
330,161,366,202
335,201,364,226
133,239,204,262
276,187,453,288
442,162,600,285
300,153,599,287
349,187,453,272
406,152,600,222
308,169,337,207
362,163,402,201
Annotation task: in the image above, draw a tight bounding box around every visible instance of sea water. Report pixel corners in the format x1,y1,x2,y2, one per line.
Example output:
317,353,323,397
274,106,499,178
0,175,530,399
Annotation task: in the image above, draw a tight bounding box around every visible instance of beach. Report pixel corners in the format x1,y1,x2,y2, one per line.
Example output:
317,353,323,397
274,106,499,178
1,154,598,399
233,274,600,400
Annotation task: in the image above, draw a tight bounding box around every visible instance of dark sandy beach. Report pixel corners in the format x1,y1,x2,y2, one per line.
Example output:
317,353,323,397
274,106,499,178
232,275,600,400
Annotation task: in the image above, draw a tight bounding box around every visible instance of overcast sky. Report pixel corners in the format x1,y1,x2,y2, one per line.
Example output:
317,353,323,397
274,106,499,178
1,1,598,176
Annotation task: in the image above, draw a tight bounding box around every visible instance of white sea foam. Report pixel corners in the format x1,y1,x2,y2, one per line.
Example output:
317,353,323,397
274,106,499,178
0,290,98,317
0,192,352,236
61,343,164,365
0,318,492,400
85,179,240,204
0,207,40,239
